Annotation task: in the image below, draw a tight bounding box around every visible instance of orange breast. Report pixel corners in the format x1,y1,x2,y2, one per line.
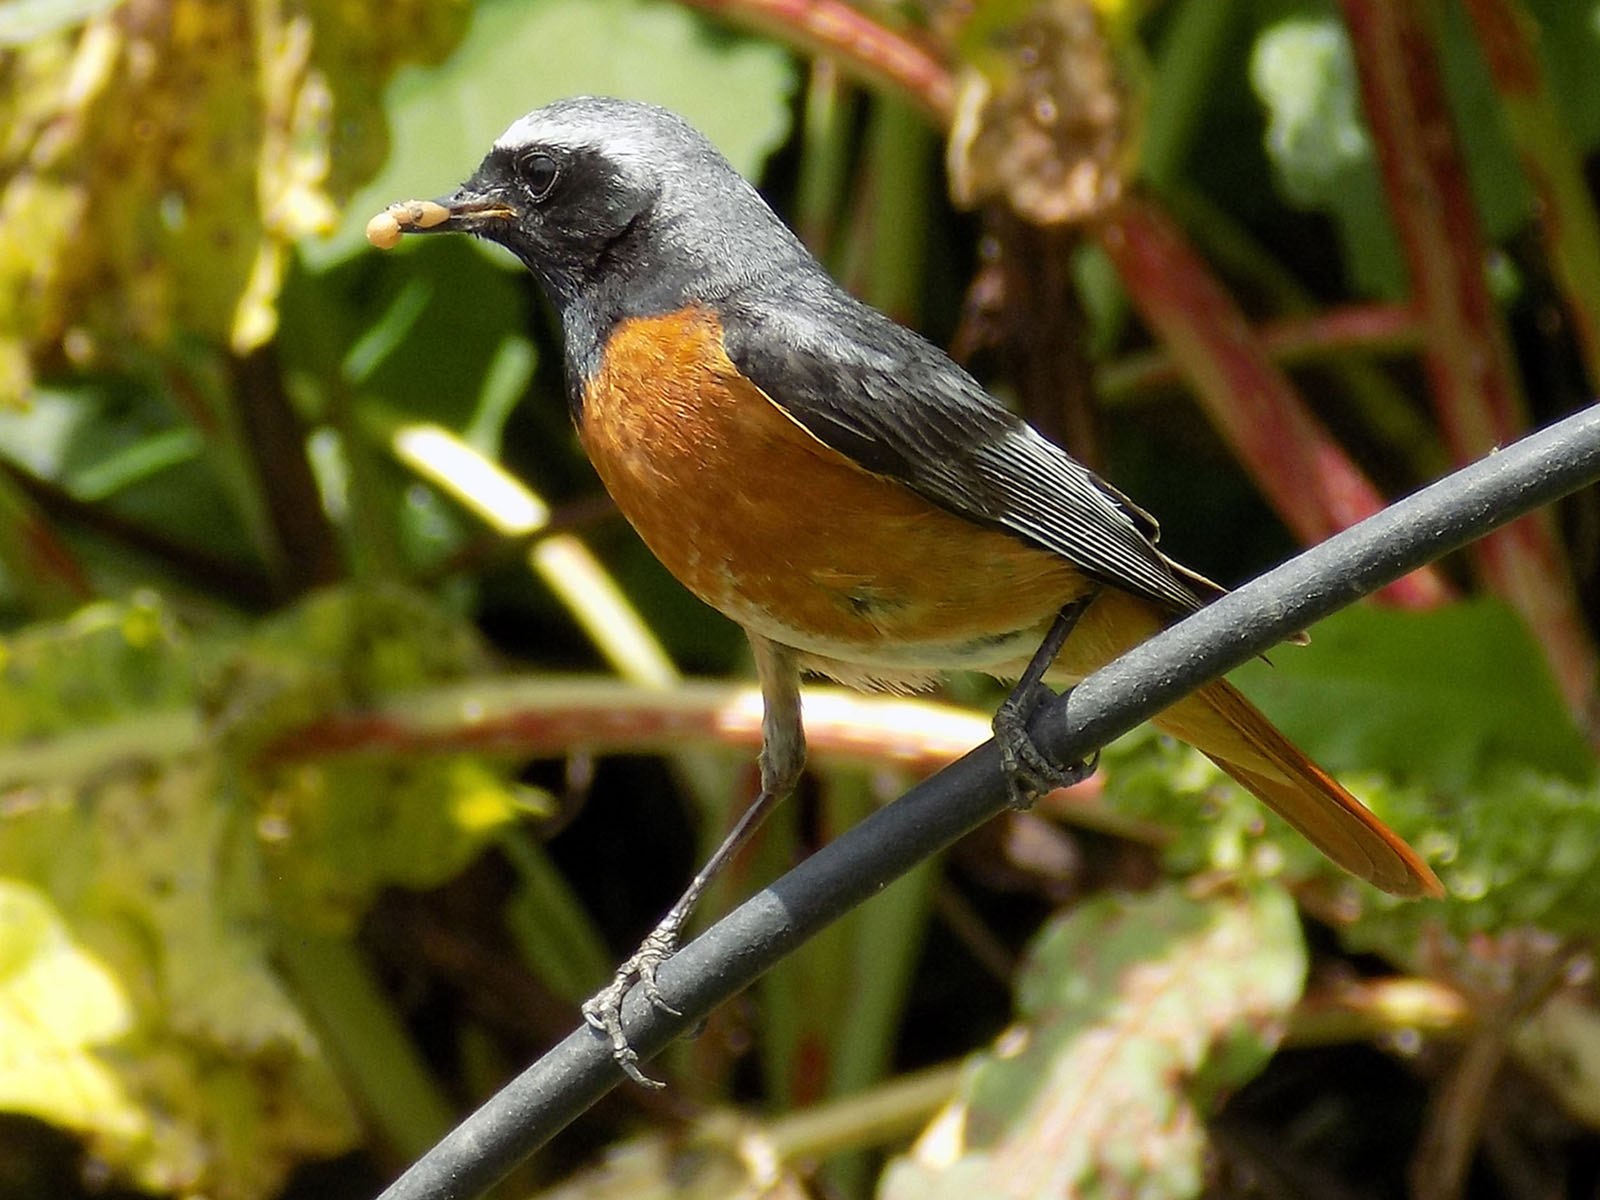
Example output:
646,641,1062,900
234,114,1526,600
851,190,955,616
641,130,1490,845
577,308,1091,682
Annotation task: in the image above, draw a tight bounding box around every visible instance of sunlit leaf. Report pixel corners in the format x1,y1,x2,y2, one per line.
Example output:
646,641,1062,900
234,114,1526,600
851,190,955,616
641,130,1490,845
1345,769,1600,959
0,759,357,1200
0,0,119,45
0,594,189,744
0,879,138,1139
531,1128,810,1199
881,884,1305,1200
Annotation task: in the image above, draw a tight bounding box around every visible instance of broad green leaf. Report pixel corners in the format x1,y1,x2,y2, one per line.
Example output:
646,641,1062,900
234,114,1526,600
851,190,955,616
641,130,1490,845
881,885,1305,1200
0,759,356,1200
258,754,519,934
312,0,797,265
0,594,190,744
1229,601,1594,793
209,583,488,749
211,585,519,931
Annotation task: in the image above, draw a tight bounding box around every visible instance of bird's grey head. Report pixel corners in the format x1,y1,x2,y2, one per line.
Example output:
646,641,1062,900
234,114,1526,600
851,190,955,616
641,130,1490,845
424,96,806,316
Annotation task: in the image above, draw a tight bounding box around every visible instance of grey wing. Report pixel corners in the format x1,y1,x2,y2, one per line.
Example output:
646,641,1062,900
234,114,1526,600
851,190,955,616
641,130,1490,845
720,285,1213,615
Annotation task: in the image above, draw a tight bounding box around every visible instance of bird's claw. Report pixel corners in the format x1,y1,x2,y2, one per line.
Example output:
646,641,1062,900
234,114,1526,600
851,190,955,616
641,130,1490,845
992,680,1097,808
580,927,683,1089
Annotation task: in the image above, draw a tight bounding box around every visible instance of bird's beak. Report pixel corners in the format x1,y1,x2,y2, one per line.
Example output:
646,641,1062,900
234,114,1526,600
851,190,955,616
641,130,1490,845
365,190,518,249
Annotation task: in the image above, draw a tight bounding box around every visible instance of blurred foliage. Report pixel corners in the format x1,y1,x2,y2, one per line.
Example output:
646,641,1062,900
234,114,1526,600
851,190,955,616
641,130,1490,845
0,588,520,1195
881,884,1305,1199
0,0,1598,1198
0,0,471,395
1250,0,1600,299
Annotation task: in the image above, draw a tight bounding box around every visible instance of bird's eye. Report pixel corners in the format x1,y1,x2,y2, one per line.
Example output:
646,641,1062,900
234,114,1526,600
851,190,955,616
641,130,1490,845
520,153,559,200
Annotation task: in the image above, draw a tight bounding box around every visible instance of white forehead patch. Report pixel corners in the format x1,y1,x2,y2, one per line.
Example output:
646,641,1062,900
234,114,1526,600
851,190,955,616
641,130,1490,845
493,98,679,182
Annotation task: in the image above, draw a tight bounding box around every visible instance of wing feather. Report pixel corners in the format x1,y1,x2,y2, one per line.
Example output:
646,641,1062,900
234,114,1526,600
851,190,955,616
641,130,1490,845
720,281,1209,615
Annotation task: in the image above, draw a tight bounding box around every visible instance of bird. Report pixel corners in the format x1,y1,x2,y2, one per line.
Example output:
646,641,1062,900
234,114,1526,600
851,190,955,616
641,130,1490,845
368,95,1442,1084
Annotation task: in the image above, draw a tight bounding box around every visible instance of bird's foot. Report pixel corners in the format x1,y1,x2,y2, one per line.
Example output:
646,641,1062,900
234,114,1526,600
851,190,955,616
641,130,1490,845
581,924,682,1089
992,679,1098,809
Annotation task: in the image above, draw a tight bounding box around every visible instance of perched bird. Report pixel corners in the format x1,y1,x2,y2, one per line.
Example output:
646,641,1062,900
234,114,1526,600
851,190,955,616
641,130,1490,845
370,96,1441,1083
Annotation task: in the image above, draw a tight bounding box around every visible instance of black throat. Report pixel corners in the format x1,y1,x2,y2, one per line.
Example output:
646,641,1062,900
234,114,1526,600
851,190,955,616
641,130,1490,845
554,215,798,421
556,222,701,418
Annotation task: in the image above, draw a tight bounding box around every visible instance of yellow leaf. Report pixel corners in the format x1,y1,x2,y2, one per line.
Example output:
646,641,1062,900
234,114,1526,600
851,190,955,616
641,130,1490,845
0,879,142,1141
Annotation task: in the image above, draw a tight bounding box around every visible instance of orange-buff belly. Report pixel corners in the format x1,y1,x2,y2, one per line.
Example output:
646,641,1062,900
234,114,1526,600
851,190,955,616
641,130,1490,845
577,309,1090,681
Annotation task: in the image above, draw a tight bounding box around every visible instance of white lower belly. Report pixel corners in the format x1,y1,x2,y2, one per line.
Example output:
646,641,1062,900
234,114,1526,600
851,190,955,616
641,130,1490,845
726,603,1053,690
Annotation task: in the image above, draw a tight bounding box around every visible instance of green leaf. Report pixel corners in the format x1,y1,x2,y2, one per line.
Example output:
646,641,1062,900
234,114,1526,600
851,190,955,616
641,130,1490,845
1090,608,1600,928
257,753,519,934
282,238,535,438
0,0,468,395
881,885,1306,1200
210,585,519,931
0,594,191,744
1230,600,1594,793
1343,769,1600,959
0,379,253,565
309,0,797,265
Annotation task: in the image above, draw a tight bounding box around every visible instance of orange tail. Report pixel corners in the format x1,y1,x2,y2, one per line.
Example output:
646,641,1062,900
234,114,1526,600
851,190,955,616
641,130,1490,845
1152,680,1442,898
1044,589,1442,899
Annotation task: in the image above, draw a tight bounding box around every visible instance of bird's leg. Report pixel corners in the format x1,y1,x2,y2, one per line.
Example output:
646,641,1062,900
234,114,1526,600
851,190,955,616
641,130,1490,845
992,593,1099,808
582,634,805,1087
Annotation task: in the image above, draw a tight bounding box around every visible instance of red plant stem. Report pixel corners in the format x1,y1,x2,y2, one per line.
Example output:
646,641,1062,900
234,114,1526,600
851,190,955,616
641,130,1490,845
258,680,1025,779
1097,303,1423,399
0,472,92,614
1098,197,1451,609
1456,0,1539,91
1458,0,1600,385
1339,0,1596,715
675,0,956,122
